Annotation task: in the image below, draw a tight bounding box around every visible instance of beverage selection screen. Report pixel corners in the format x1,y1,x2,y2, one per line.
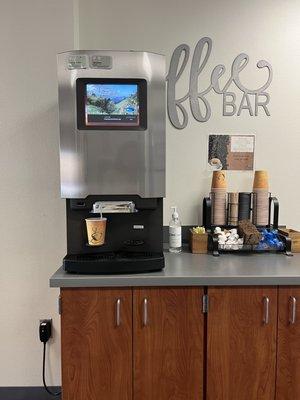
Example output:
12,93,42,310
85,83,139,126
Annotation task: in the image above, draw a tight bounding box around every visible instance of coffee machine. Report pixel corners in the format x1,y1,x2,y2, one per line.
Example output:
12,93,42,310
57,50,165,274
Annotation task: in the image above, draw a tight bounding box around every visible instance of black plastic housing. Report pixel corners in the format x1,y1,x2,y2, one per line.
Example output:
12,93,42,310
63,195,164,274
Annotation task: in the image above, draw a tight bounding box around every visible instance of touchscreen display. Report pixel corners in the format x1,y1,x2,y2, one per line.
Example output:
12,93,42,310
85,84,139,126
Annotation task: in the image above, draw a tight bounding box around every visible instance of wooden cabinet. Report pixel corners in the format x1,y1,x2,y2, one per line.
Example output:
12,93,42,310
276,287,300,400
61,288,132,400
61,287,204,400
207,287,278,400
60,285,300,400
133,287,204,400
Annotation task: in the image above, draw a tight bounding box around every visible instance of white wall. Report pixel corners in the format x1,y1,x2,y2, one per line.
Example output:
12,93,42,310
0,0,74,386
1,0,300,388
79,0,300,228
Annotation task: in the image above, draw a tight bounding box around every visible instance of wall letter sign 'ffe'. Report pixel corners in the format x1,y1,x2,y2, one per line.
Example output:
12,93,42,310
166,37,273,129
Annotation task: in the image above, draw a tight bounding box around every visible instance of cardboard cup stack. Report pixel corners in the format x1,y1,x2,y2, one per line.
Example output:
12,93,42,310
227,192,239,226
252,170,269,226
211,171,227,226
253,170,269,189
238,192,252,221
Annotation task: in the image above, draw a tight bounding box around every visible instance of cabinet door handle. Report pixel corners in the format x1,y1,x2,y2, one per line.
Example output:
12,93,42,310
143,298,148,327
116,298,121,327
263,297,270,324
289,296,297,325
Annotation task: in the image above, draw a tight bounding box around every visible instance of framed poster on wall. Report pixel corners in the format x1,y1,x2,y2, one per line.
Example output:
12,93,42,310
207,134,255,171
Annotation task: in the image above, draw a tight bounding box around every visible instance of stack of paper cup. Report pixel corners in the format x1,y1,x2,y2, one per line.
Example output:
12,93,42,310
238,192,252,221
252,171,269,226
227,192,239,226
211,171,227,226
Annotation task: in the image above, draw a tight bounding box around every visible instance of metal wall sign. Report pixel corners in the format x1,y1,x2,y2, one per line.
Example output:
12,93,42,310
167,37,273,129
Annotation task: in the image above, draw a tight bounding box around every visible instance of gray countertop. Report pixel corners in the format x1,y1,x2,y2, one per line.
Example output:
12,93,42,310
50,252,300,287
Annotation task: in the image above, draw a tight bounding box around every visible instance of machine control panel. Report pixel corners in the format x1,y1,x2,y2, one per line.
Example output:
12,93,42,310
90,55,112,69
67,55,88,70
66,54,112,70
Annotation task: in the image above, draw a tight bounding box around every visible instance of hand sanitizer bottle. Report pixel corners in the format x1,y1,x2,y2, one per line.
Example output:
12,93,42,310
169,206,182,253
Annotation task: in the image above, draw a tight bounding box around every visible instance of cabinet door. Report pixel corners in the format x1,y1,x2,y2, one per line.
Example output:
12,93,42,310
133,287,204,400
207,287,277,400
61,288,132,400
276,287,300,400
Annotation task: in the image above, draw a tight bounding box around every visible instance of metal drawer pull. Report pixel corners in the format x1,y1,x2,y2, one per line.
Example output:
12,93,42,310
143,298,148,326
289,296,297,325
263,297,270,324
116,298,121,327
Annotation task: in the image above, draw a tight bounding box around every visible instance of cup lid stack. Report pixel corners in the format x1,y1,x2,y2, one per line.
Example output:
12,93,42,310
238,192,252,221
228,192,239,226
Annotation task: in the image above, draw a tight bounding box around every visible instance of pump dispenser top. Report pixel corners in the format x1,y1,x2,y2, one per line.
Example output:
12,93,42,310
171,206,179,220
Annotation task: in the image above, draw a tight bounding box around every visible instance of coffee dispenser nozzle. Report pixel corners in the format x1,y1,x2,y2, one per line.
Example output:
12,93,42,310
91,201,136,214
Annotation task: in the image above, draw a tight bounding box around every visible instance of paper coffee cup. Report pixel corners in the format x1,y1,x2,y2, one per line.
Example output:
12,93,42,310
253,171,269,190
85,218,107,246
211,171,227,189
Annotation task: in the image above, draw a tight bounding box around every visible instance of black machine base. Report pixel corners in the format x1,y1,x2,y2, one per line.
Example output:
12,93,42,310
63,252,165,274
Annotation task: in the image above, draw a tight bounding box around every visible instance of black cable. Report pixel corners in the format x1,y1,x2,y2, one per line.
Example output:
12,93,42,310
42,342,61,397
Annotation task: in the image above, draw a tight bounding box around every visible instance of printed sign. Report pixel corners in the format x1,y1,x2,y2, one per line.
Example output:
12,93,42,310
208,134,255,171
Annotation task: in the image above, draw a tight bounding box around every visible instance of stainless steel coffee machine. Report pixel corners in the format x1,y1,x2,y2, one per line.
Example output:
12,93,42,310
57,50,166,273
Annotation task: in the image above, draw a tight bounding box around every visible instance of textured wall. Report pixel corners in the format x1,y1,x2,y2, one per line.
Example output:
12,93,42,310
0,0,74,386
79,0,300,228
1,0,300,388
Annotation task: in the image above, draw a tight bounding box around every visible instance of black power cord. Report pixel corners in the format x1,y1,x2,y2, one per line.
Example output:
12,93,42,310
40,320,61,397
42,342,61,397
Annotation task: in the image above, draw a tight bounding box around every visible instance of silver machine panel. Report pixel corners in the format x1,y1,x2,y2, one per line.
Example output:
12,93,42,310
57,50,166,199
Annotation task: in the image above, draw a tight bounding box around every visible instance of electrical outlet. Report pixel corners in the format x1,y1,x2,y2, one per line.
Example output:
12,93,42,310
39,319,52,343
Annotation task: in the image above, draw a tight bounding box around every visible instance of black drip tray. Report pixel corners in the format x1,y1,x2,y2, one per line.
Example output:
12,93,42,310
63,251,165,274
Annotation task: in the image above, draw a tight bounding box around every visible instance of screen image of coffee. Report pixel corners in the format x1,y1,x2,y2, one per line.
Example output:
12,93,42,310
85,84,139,126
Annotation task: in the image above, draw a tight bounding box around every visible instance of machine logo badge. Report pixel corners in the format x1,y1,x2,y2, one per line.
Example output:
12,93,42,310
133,225,144,230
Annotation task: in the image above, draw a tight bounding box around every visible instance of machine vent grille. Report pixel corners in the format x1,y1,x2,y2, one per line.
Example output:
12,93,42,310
65,252,163,262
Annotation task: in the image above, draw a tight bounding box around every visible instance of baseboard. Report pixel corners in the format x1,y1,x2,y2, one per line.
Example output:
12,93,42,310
0,387,61,400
